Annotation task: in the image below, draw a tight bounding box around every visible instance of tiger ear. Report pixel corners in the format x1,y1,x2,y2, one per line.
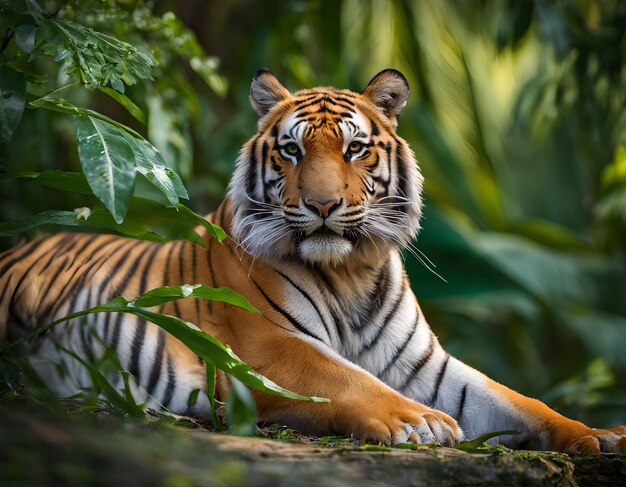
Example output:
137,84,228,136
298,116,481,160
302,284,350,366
362,69,409,123
250,69,291,117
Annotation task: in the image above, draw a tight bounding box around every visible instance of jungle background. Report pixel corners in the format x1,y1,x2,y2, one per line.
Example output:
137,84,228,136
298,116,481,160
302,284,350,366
0,0,625,439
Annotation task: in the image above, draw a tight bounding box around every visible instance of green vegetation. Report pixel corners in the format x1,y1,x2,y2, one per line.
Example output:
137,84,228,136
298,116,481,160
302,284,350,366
1,0,625,435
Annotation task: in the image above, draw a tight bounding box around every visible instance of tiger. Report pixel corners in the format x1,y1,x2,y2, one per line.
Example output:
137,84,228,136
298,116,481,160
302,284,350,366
1,69,625,454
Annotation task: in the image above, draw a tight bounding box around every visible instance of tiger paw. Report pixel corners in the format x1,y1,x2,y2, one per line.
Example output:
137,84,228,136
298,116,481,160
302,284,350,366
346,397,463,447
554,424,626,455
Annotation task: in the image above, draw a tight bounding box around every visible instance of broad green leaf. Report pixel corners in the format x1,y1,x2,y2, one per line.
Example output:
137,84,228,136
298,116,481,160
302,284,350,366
129,284,259,314
226,378,257,436
178,203,227,243
30,96,142,139
29,96,190,209
131,136,189,206
0,168,93,195
0,208,164,242
75,115,136,223
1,292,328,403
98,86,146,124
0,66,26,143
126,306,327,401
507,218,592,252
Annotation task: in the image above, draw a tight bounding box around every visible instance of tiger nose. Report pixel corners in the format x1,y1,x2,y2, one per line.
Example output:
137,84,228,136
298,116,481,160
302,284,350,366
304,198,342,218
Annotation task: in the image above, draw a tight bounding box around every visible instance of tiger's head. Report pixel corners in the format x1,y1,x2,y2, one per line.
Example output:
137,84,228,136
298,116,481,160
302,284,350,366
228,69,423,267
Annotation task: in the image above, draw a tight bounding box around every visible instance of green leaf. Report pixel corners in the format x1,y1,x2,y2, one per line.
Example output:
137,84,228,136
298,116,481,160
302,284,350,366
30,96,143,139
0,168,93,195
0,208,165,242
29,96,190,210
226,378,257,436
36,18,153,90
205,362,222,430
129,284,259,314
178,203,227,243
454,430,519,451
75,115,136,223
125,306,326,401
1,289,329,404
98,86,146,124
131,137,189,206
0,66,26,144
187,388,200,408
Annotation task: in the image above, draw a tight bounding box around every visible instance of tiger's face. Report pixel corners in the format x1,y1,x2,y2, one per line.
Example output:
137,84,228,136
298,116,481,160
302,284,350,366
228,69,423,266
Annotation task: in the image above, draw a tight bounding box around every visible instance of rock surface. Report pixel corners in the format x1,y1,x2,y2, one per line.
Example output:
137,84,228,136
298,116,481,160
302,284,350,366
1,406,624,486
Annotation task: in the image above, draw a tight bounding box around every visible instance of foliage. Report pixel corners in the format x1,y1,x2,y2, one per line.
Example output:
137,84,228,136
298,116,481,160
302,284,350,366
1,0,625,430
0,0,309,432
1,284,326,430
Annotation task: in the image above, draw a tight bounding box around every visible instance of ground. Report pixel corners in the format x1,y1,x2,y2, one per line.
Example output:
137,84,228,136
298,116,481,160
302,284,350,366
1,404,624,487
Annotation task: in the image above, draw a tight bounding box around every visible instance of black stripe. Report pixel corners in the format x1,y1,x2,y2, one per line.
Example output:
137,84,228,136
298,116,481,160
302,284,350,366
177,240,185,283
330,94,358,105
128,244,161,381
146,329,166,396
245,138,258,197
430,354,450,407
59,234,95,270
162,241,177,284
379,314,419,376
399,332,435,391
312,265,338,298
455,384,468,423
172,242,185,317
191,242,200,319
35,234,75,275
261,141,269,202
162,354,176,408
0,239,48,307
276,270,332,341
205,239,216,314
292,97,324,112
293,94,318,106
357,260,390,329
0,237,46,276
252,278,324,343
362,281,406,352
50,238,131,321
370,119,380,136
109,312,125,351
329,306,345,343
34,255,70,304
395,144,410,214
108,244,153,350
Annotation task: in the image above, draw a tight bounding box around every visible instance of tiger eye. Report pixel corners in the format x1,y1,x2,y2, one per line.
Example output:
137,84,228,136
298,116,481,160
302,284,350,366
348,141,363,153
285,142,299,155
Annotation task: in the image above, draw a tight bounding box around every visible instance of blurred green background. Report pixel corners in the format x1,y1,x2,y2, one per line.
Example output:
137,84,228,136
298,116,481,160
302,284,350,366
1,0,625,428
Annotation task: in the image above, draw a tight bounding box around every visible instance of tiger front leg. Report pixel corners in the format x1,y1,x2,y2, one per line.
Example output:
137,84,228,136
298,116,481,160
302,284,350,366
426,356,626,454
247,333,463,446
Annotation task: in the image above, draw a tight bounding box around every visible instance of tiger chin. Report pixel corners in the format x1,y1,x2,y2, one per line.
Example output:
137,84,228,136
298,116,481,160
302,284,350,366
1,69,625,455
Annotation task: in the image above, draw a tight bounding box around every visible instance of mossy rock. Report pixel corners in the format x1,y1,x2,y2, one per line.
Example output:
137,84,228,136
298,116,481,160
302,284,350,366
0,405,624,486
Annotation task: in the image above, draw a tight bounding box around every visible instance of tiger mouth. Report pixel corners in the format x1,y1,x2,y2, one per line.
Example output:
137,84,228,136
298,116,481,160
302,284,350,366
312,225,335,236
